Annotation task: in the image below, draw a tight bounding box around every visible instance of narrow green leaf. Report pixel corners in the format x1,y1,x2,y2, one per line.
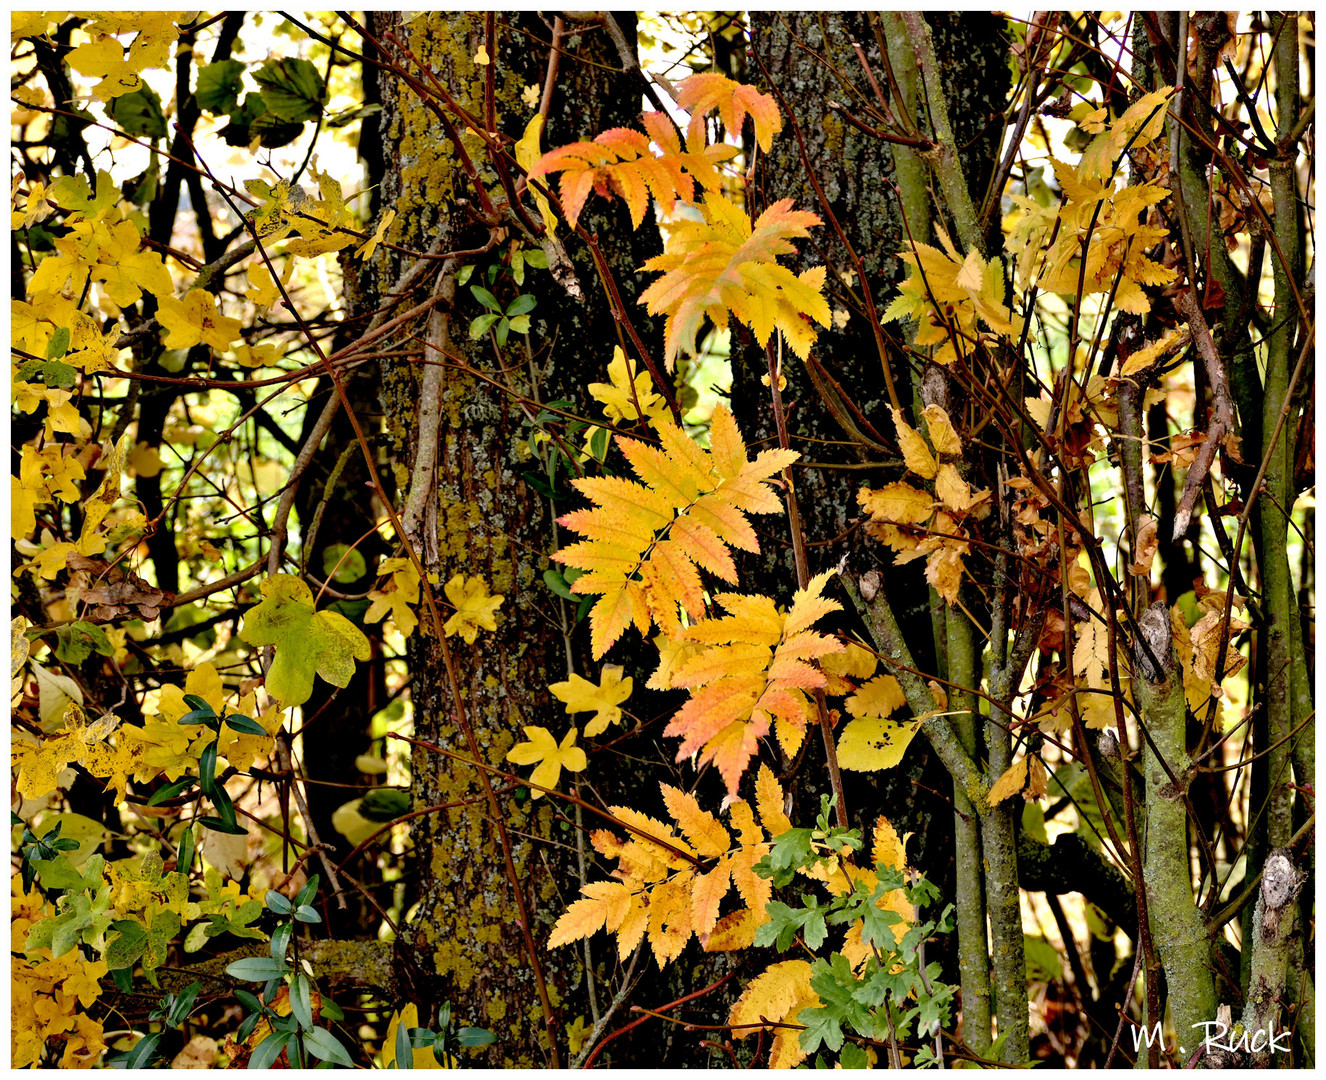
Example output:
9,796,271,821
303,1026,354,1067
225,955,290,982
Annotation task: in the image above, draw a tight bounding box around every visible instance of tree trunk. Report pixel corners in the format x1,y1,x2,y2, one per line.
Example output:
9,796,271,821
361,12,661,1065
742,8,1010,980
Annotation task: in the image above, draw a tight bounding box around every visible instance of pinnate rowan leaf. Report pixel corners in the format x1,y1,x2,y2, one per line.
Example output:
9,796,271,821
554,405,797,658
675,72,783,152
639,195,830,364
529,113,735,229
663,575,843,795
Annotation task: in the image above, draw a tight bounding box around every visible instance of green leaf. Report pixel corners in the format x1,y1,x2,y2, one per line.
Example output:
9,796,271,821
199,815,249,836
248,1030,292,1070
225,714,269,736
456,264,475,286
294,904,322,924
252,58,326,122
525,248,549,269
178,825,195,874
543,569,575,600
105,919,149,969
495,317,511,347
507,314,531,334
394,1020,413,1069
199,743,218,795
469,312,501,340
470,284,502,313
196,60,246,115
505,293,536,317
107,85,167,140
588,425,610,462
226,955,290,982
52,621,113,665
322,543,367,584
290,974,314,1030
235,988,263,1014
240,575,371,706
123,1032,162,1069
270,921,293,961
265,890,293,915
358,786,410,822
303,1026,354,1067
45,326,71,359
839,1042,870,1069
168,981,203,1027
295,874,320,908
148,777,196,806
455,1027,497,1048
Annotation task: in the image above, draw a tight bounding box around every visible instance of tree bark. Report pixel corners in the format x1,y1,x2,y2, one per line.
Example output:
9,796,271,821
361,12,661,1064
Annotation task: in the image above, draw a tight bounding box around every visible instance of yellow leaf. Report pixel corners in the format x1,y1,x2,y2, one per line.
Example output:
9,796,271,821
892,408,937,479
935,463,974,512
846,674,906,719
506,725,587,797
664,575,842,795
587,346,667,424
1120,324,1190,379
443,574,504,643
660,783,730,858
921,405,963,457
871,816,905,872
837,715,920,771
549,665,633,737
354,208,395,261
730,960,817,1067
987,756,1028,806
754,763,792,835
676,72,782,152
384,1005,443,1069
555,405,797,658
858,482,933,525
820,642,877,681
638,194,829,363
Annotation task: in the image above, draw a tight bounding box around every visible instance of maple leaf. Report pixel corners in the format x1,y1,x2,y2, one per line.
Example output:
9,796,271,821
365,557,420,638
554,404,798,658
675,72,783,152
156,289,243,352
240,575,371,706
505,725,587,797
639,194,830,364
548,665,633,737
442,574,504,643
529,111,736,229
588,346,668,424
662,570,845,795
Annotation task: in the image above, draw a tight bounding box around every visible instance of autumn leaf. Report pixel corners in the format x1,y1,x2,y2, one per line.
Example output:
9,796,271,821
548,665,633,737
837,674,917,772
529,112,735,229
639,194,830,364
156,289,243,352
588,346,668,424
240,575,372,706
675,72,782,152
365,558,420,638
987,756,1029,806
549,766,791,965
506,726,587,797
892,407,937,479
729,960,818,1068
554,404,797,658
442,574,504,643
662,570,844,795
